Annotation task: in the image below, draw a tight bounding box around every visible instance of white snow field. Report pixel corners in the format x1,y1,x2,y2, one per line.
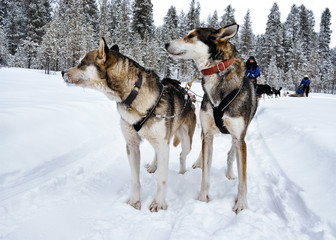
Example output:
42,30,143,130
0,67,336,240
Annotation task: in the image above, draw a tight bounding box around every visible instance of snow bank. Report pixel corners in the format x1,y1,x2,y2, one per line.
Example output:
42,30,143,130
0,68,335,239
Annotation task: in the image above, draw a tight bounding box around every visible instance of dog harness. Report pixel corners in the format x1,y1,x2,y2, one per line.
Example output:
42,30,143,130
212,78,246,134
201,59,245,134
122,72,143,110
124,75,191,132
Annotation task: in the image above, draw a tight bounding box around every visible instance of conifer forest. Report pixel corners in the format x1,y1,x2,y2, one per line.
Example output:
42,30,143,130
0,0,335,93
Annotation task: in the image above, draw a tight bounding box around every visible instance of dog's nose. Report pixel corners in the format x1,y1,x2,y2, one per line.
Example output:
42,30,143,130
61,70,65,77
165,43,169,50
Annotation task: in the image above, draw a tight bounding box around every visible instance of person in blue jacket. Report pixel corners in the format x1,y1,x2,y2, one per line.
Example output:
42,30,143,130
245,56,260,86
299,75,310,97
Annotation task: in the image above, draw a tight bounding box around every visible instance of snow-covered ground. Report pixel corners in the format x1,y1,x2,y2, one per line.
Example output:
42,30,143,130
0,67,335,240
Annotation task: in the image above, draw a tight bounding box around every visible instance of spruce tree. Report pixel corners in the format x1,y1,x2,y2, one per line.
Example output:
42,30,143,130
298,5,314,60
220,5,236,26
0,23,8,66
83,0,99,35
239,9,254,60
186,0,200,31
318,8,332,92
263,3,284,79
162,6,179,78
207,10,220,29
4,1,27,55
163,6,179,42
132,0,155,40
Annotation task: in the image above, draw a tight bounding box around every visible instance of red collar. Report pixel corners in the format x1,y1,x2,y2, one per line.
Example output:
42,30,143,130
201,59,235,76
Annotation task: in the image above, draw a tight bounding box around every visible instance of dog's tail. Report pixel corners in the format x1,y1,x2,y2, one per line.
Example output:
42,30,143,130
173,135,180,147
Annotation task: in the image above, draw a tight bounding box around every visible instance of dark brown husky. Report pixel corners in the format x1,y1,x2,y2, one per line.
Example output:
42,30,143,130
62,38,196,212
166,24,258,213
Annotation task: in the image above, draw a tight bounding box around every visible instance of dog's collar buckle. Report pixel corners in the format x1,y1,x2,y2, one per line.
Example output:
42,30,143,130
217,62,225,76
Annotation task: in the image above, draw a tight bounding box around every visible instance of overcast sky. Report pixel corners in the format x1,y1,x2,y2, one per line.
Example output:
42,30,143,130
151,0,336,48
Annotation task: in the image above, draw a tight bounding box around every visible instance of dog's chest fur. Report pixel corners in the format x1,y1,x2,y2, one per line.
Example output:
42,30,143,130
202,70,240,107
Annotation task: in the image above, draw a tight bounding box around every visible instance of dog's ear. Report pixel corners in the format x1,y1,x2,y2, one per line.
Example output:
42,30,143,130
214,24,239,41
110,44,119,52
98,37,109,62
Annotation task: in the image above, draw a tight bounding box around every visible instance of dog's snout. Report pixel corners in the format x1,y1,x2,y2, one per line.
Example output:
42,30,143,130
165,43,169,50
61,70,65,77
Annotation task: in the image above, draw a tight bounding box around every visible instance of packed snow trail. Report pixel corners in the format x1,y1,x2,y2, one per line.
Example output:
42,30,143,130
0,68,335,239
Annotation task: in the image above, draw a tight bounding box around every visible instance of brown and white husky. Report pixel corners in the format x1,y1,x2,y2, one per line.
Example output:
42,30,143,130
165,24,258,213
62,38,196,212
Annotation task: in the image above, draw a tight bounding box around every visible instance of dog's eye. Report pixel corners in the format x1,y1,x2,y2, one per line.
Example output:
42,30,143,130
78,61,85,68
187,34,195,39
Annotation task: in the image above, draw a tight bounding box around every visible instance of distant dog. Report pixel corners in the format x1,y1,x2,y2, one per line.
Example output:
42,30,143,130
256,84,273,96
62,38,196,212
272,87,282,97
166,24,258,213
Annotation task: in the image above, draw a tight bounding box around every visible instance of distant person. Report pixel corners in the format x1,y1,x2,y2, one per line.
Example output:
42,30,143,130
245,56,260,86
299,75,310,97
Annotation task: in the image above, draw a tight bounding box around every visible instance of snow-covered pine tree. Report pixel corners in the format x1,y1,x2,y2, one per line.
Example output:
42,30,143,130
255,35,266,80
330,47,336,93
186,0,200,31
108,0,132,54
266,56,280,88
263,3,284,79
99,0,111,40
132,0,155,40
4,0,27,55
239,9,255,60
163,6,179,42
298,5,315,61
220,5,236,26
207,10,220,29
178,10,188,37
0,23,9,66
83,0,99,36
284,64,296,91
318,8,333,93
38,21,54,74
307,37,321,92
108,0,120,44
162,6,179,78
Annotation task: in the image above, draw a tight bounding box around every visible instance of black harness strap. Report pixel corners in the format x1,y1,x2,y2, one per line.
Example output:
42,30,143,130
133,83,164,132
133,78,190,132
122,72,143,109
212,78,246,134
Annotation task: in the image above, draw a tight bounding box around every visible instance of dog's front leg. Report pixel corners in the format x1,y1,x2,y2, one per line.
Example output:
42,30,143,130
232,138,248,214
149,142,169,212
121,120,142,210
198,132,213,202
226,140,236,180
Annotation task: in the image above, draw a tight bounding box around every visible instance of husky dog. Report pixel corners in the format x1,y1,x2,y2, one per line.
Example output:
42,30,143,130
165,24,258,213
62,38,196,212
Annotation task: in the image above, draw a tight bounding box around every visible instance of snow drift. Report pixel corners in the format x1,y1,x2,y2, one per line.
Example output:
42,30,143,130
0,68,335,239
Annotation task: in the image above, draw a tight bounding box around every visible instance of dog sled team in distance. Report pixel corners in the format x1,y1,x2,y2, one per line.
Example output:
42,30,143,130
61,22,309,215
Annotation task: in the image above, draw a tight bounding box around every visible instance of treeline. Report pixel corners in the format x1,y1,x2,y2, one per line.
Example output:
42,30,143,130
0,0,335,93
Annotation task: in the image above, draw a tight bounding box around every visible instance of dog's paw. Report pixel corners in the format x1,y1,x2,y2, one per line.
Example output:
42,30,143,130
128,200,141,210
197,193,210,202
149,200,168,212
226,170,236,180
232,197,247,214
179,168,186,174
146,163,157,174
